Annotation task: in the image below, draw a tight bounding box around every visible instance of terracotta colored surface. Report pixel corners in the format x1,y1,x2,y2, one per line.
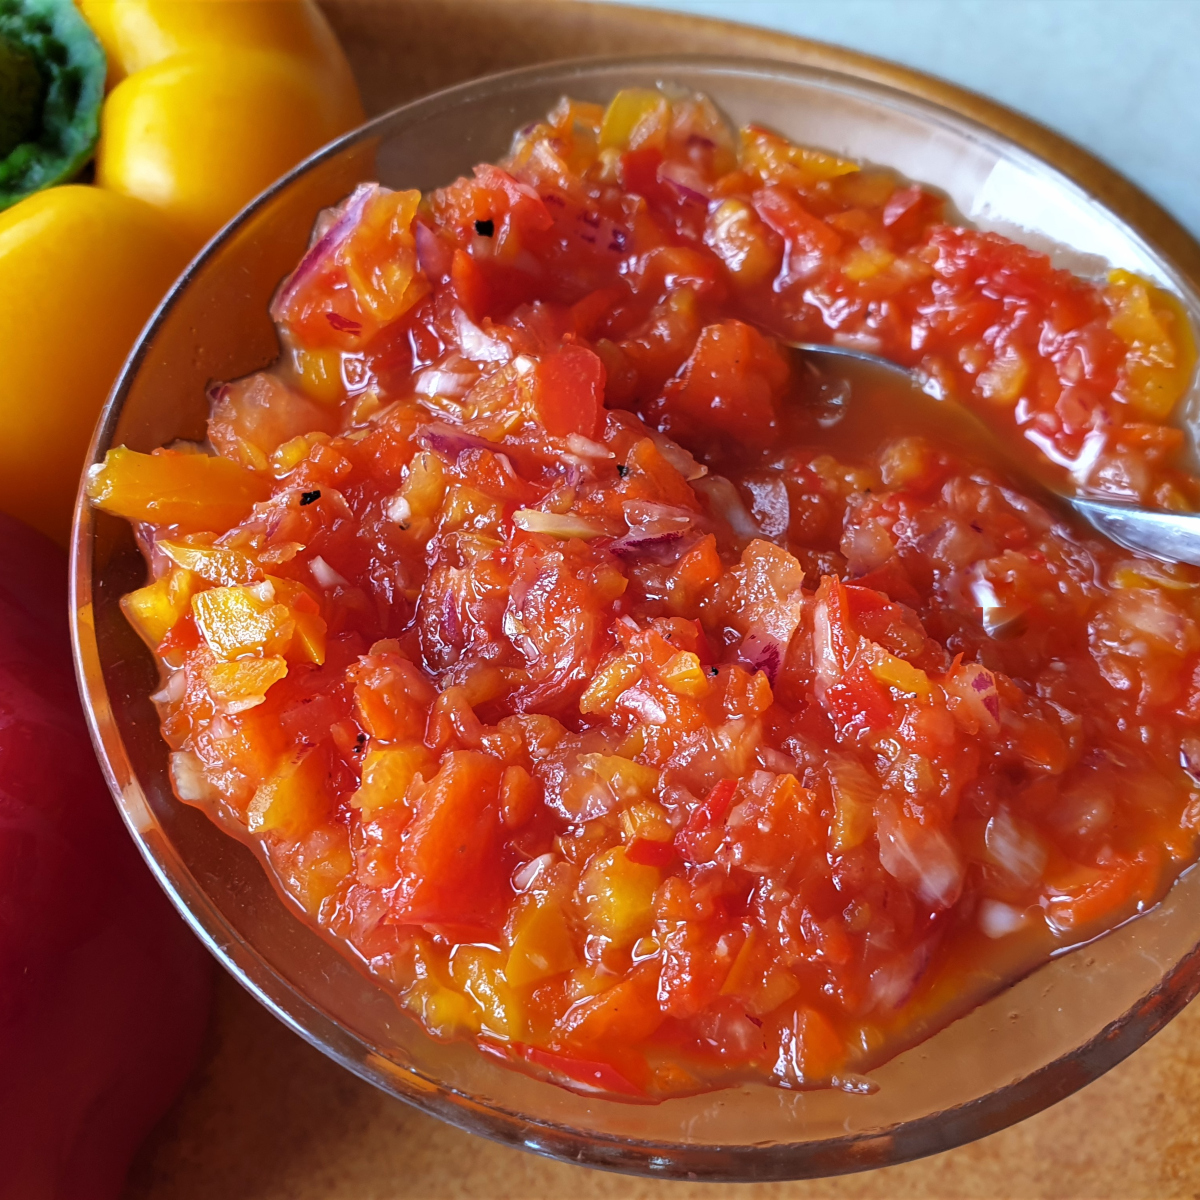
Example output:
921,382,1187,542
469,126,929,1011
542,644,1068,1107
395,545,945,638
122,3,1200,1195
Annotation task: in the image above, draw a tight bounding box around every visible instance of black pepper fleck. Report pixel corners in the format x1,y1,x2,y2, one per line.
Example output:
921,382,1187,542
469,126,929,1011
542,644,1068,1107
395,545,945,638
300,490,321,506
616,464,629,478
709,666,719,677
474,218,495,237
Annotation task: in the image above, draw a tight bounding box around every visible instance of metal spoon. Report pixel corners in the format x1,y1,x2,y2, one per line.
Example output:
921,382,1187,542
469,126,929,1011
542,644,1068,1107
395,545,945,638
790,341,1200,567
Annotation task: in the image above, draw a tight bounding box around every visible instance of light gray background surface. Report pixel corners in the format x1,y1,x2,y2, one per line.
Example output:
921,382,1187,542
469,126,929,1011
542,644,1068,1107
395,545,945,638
592,0,1200,239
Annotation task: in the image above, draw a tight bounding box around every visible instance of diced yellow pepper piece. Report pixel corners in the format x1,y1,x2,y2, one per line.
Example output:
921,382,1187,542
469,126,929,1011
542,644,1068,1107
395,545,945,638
192,582,295,661
265,575,327,666
704,200,780,288
289,345,344,406
270,430,331,478
749,967,801,1018
450,945,525,1038
720,929,760,997
158,533,263,586
1108,269,1178,348
342,188,429,324
867,649,932,698
406,980,481,1038
505,896,581,988
843,246,895,282
579,654,640,715
438,484,502,535
599,88,668,149
579,753,660,802
351,742,435,818
828,757,878,854
976,345,1028,406
86,446,271,532
205,655,288,712
247,744,332,835
740,124,859,185
288,610,327,666
620,800,674,845
120,566,204,648
1107,269,1197,420
659,650,710,699
580,846,659,947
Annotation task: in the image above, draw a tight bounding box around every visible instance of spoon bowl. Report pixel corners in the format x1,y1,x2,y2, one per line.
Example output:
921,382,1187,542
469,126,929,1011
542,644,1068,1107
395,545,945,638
791,342,1200,566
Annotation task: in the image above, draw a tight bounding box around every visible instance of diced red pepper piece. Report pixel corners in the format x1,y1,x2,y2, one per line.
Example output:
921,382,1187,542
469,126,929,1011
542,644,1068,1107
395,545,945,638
533,342,606,439
388,750,508,932
654,319,788,447
625,836,677,867
519,1044,645,1097
675,777,737,865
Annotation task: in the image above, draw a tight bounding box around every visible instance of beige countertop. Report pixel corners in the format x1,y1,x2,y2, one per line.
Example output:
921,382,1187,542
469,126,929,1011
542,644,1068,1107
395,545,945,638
122,4,1200,1195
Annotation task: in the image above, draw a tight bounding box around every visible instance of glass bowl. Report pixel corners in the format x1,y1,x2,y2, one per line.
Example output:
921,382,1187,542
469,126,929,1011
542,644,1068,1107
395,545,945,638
70,56,1200,1182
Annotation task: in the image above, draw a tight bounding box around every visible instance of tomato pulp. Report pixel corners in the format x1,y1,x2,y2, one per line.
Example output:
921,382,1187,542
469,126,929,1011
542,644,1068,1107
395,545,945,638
89,89,1200,1099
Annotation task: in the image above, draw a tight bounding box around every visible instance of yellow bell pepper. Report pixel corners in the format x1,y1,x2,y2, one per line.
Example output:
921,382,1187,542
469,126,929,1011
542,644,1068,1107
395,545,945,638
87,0,363,250
0,186,188,543
97,46,359,248
0,0,364,543
79,0,361,99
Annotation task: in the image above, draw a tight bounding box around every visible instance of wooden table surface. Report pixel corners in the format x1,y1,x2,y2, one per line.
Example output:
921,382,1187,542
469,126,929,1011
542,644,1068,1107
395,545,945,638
125,970,1200,1199
123,3,1200,1195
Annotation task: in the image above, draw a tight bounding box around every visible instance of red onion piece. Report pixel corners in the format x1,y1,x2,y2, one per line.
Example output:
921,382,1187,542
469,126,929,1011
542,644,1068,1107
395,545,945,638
657,159,710,204
946,659,1002,732
608,529,686,557
325,312,362,334
414,356,477,400
739,631,785,684
414,219,452,282
270,184,378,321
415,422,494,459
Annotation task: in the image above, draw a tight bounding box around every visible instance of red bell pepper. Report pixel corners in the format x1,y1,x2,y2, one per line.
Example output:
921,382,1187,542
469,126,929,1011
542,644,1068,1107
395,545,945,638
0,512,212,1199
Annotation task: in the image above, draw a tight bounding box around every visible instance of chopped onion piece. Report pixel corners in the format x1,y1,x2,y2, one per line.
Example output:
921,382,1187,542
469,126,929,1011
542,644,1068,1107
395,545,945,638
271,185,377,320
978,899,1031,939
385,493,412,525
693,474,759,540
512,853,555,892
453,307,511,362
984,808,1046,886
647,428,707,480
310,555,349,588
170,751,218,803
512,510,609,539
565,433,614,459
877,802,964,910
609,530,686,557
740,631,785,684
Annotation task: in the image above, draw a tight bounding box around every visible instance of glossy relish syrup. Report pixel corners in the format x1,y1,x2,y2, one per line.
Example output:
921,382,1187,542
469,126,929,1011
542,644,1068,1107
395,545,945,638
88,88,1200,1101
